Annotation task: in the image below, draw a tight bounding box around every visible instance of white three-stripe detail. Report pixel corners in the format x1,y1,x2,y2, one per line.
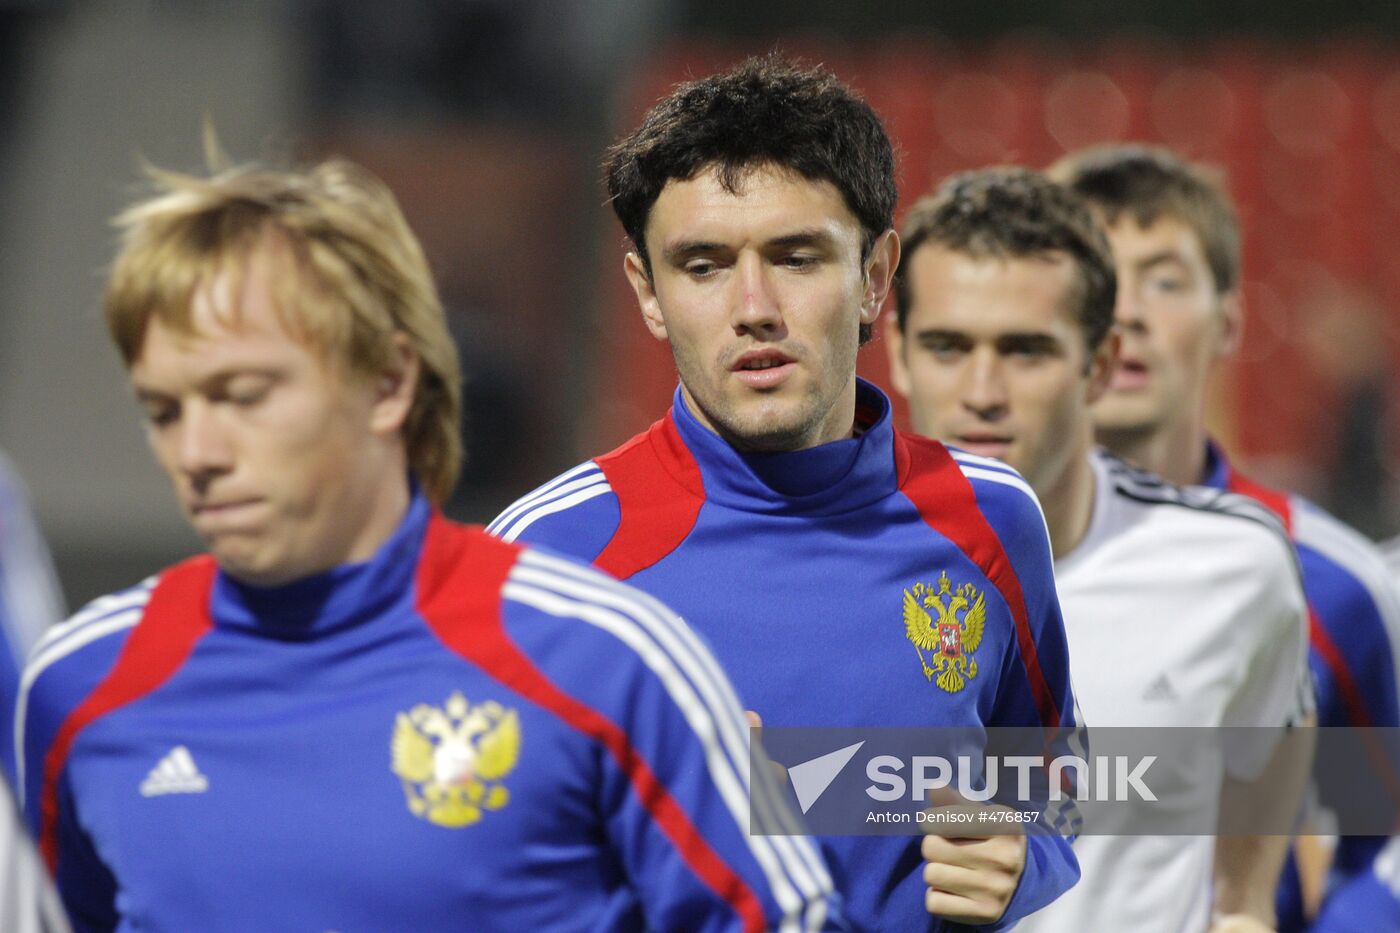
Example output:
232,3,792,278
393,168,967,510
15,600,148,810
487,464,608,541
506,551,831,932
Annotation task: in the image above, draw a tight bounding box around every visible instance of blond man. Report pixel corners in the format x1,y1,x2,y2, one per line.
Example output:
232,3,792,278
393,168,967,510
15,156,833,932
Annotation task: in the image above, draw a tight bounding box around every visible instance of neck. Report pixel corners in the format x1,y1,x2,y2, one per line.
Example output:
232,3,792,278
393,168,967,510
1097,411,1206,486
679,379,859,453
1038,430,1098,561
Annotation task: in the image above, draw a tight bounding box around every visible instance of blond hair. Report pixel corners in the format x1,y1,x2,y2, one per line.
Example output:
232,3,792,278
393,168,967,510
105,156,462,504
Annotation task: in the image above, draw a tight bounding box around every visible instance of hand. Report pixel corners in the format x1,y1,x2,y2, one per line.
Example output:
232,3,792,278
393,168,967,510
1209,914,1275,933
745,711,788,784
920,786,1028,924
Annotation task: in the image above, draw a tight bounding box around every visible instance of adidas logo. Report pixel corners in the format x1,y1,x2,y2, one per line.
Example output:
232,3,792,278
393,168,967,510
1142,673,1178,703
140,746,209,797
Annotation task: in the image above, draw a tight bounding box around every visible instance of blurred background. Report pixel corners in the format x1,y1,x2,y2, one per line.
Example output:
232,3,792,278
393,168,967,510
2,0,1399,608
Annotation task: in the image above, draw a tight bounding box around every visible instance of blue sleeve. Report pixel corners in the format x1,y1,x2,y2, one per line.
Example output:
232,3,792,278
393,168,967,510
21,662,119,933
965,474,1082,929
501,552,843,931
17,594,145,933
486,462,621,561
1297,539,1400,729
51,775,118,933
1308,858,1400,933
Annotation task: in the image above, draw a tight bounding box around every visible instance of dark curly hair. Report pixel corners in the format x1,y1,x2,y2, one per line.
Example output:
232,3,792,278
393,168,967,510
604,54,897,343
895,167,1117,353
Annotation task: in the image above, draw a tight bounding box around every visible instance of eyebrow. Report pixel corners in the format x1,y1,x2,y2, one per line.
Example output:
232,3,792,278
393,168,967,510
131,367,282,399
661,228,839,265
765,229,839,251
1133,249,1193,273
662,240,727,264
996,332,1062,353
912,328,970,344
912,329,1062,351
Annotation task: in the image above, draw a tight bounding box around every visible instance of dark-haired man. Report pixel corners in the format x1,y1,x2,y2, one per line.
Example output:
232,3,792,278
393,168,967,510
886,167,1311,932
1052,144,1400,933
492,57,1081,930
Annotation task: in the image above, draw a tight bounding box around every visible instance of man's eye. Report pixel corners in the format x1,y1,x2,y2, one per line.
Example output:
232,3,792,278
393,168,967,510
781,254,818,270
1146,274,1188,294
923,343,964,362
223,380,273,407
685,260,718,278
143,404,179,427
229,388,269,407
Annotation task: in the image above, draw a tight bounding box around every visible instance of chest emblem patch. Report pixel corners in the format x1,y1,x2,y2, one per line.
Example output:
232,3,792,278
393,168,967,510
391,692,521,828
903,572,986,693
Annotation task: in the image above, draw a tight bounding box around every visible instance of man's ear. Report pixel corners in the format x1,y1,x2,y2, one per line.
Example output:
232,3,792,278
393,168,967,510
1217,289,1243,357
369,332,421,434
860,229,901,327
624,251,668,342
1086,327,1122,405
884,313,913,399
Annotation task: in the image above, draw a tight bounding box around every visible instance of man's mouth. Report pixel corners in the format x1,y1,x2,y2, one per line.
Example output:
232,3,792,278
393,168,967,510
732,350,796,389
954,435,1013,459
190,499,264,528
1110,357,1151,391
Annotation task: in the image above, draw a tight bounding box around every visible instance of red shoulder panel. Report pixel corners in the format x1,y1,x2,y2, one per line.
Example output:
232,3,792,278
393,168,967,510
40,556,217,870
1228,468,1373,727
593,415,705,581
415,515,765,932
1226,469,1295,535
895,432,1062,729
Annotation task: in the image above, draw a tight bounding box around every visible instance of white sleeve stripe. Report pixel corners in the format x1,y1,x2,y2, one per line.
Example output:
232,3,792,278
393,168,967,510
494,482,613,544
502,579,816,931
516,548,834,909
28,583,154,659
957,465,1054,553
508,557,833,919
15,608,144,810
485,464,602,535
486,467,603,536
950,450,1021,476
1374,837,1400,895
511,558,824,877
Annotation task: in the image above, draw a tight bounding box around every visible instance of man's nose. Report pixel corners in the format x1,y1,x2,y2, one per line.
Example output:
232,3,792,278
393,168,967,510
175,401,234,482
730,254,784,335
961,353,1009,420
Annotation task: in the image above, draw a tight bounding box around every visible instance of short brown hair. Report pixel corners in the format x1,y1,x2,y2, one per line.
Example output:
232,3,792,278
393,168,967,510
1048,144,1240,294
104,157,463,504
895,167,1117,351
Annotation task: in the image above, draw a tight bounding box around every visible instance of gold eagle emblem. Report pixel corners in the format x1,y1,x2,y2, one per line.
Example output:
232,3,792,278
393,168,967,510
391,691,520,828
903,572,986,693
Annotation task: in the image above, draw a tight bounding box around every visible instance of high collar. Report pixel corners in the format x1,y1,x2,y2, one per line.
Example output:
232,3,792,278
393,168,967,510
1201,438,1231,490
666,378,899,516
209,490,429,637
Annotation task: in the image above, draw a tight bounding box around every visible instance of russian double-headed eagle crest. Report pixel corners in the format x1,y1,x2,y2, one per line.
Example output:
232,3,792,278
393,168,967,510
903,572,986,693
391,692,520,828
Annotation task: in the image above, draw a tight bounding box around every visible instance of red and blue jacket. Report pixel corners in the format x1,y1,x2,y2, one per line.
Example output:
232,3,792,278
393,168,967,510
17,492,837,932
1203,441,1400,933
491,380,1082,932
